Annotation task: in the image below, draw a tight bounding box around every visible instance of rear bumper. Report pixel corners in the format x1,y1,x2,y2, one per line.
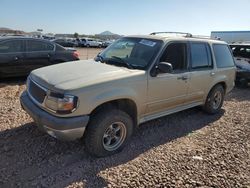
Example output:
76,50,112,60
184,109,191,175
20,91,89,141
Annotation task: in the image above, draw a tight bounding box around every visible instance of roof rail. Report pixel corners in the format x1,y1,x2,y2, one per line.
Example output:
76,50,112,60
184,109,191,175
191,35,218,40
150,32,193,37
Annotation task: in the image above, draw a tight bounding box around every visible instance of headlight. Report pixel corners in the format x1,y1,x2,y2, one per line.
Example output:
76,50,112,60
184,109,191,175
44,92,78,114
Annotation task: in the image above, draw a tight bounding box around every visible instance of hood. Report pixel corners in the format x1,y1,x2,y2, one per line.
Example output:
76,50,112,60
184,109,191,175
30,60,145,91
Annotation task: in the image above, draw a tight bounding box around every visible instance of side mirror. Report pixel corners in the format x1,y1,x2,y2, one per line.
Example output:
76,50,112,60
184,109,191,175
94,53,103,62
157,62,173,73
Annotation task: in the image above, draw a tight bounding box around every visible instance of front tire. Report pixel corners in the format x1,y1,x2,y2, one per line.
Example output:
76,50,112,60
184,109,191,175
203,85,225,114
84,109,133,157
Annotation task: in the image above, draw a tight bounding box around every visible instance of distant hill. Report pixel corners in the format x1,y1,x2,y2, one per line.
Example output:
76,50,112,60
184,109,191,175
96,31,121,40
0,27,11,30
0,27,26,35
98,31,117,35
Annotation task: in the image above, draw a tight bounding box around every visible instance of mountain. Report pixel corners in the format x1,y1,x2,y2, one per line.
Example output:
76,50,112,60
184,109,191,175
98,31,117,36
96,31,121,40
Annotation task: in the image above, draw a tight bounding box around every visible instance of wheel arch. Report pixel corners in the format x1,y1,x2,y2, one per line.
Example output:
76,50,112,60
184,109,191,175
205,81,227,102
89,98,138,126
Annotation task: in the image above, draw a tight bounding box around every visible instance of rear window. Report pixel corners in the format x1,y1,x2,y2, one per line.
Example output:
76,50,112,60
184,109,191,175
213,44,235,68
190,43,212,69
27,40,54,52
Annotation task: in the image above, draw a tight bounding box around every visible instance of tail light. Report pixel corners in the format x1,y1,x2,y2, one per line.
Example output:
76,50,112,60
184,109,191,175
73,51,79,59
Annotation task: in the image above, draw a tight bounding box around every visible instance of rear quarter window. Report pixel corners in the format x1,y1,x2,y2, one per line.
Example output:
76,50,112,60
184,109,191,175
213,44,235,68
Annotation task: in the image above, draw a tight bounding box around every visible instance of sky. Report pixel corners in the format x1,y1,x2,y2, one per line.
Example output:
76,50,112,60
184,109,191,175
0,0,250,36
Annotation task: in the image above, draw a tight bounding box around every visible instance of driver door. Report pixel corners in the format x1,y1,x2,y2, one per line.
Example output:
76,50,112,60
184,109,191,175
145,42,190,119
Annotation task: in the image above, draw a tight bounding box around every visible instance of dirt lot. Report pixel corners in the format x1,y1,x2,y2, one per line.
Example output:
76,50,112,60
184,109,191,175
0,49,249,187
76,47,103,60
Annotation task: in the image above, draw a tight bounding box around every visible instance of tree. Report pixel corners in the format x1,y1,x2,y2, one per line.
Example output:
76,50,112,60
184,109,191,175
74,32,79,38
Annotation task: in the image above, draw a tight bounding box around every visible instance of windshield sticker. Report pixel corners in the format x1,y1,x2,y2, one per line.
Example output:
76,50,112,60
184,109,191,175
139,39,156,47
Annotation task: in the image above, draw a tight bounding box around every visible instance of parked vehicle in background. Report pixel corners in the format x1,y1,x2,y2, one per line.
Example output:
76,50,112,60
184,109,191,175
0,37,79,78
52,38,77,47
42,35,55,40
20,32,236,157
230,43,250,87
80,38,102,48
102,40,114,48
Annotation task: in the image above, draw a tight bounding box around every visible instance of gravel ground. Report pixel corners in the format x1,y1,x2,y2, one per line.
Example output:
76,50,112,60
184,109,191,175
0,78,249,188
76,47,103,60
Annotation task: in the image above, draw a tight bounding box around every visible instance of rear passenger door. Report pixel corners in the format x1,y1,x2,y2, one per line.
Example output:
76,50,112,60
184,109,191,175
0,39,25,77
186,42,214,104
23,40,55,73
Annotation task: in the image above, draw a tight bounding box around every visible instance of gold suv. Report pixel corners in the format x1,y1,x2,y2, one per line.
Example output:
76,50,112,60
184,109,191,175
20,32,236,157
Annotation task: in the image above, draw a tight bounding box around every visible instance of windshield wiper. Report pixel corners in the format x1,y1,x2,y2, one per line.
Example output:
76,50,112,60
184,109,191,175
110,56,133,69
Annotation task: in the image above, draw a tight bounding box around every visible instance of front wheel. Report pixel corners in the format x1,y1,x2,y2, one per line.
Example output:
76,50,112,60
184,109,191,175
203,85,225,114
84,109,133,157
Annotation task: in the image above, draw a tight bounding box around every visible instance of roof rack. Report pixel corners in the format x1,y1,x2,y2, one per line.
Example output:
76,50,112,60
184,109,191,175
191,35,217,40
150,32,193,37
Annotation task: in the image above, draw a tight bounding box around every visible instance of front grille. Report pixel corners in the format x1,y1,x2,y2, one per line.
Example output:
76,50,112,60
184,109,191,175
28,79,47,103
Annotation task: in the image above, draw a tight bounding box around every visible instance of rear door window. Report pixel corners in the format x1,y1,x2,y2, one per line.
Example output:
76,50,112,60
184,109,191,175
190,43,212,70
213,44,235,68
0,40,24,53
26,40,54,52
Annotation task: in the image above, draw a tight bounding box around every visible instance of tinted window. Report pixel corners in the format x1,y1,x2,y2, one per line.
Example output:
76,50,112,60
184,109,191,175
190,43,212,69
160,43,187,71
0,40,23,53
27,40,54,52
213,44,235,68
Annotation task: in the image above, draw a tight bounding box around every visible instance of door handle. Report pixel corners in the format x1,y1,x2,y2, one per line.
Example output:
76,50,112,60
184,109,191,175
14,56,18,61
177,75,188,80
210,72,215,76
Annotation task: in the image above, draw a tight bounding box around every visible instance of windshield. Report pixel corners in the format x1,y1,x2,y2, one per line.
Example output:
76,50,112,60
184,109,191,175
96,37,163,70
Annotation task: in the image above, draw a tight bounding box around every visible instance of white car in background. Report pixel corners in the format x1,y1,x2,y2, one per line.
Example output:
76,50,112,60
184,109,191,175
80,38,102,48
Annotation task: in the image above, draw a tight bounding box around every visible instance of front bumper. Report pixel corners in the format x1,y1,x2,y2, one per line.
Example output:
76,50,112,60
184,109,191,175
20,91,89,141
236,70,250,81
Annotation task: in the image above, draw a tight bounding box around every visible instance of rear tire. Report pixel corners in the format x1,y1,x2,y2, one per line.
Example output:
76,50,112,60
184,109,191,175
203,85,225,114
84,109,133,157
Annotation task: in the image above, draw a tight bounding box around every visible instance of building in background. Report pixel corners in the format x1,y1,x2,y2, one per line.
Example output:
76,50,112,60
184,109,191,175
211,31,250,43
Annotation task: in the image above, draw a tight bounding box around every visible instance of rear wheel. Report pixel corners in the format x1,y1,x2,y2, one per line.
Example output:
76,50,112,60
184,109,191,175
203,85,225,114
84,109,133,157
86,44,90,48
